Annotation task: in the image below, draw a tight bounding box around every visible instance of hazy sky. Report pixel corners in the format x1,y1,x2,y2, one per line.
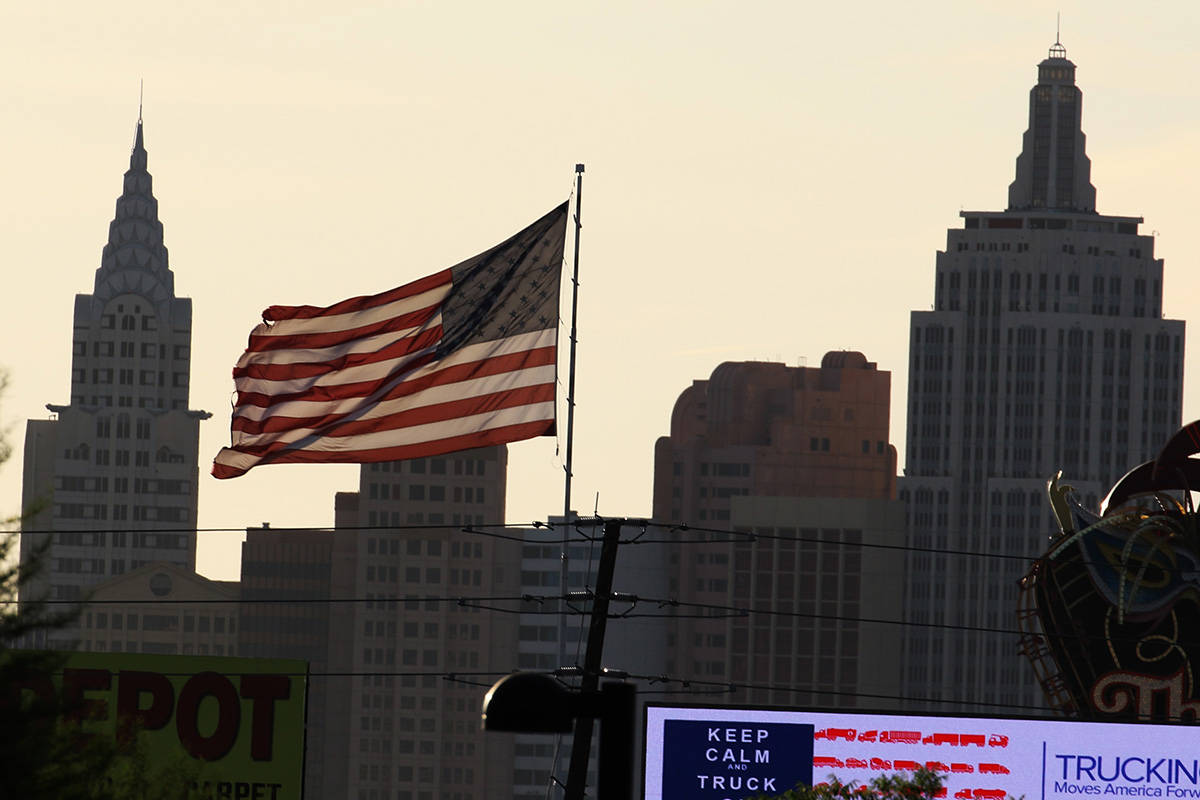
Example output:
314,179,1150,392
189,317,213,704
5,2,1200,581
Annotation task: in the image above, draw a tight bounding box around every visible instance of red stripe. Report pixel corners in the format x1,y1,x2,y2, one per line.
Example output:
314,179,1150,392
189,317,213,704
234,346,555,411
247,304,441,354
212,420,554,479
231,384,554,452
233,326,442,381
262,270,451,322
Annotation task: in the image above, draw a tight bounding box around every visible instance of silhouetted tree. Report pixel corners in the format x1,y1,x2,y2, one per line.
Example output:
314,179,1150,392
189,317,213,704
752,767,944,800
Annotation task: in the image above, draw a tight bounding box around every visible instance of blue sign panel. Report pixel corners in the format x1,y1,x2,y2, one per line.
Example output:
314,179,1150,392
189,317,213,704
661,719,814,800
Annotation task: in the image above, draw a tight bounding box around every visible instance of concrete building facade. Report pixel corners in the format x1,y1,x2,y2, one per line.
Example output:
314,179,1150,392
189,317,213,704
77,561,239,657
652,354,904,708
899,41,1186,712
20,119,209,633
324,446,519,800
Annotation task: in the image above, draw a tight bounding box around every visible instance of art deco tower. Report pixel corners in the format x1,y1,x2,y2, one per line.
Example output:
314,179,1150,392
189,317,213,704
899,42,1185,712
20,118,210,637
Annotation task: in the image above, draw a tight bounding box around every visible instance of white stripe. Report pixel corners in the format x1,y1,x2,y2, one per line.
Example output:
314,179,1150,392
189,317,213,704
230,365,556,448
213,401,555,472
234,328,556,413
234,342,439,398
250,283,451,340
236,322,435,368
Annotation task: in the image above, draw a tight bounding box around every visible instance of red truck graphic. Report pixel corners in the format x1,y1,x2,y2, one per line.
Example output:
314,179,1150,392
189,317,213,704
988,734,1009,747
925,761,950,772
979,763,1011,775
813,756,844,769
974,790,1007,799
857,730,878,742
961,734,986,747
954,791,972,799
893,760,922,771
923,733,959,746
933,790,947,798
880,731,922,744
845,758,869,769
950,763,974,773
815,728,857,742
869,758,893,770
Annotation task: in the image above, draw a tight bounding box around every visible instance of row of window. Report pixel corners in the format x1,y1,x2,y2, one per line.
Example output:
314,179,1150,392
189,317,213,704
83,611,235,634
57,503,189,522
365,511,484,526
367,483,487,504
364,565,484,587
56,475,189,495
99,313,159,331
63,446,186,468
364,538,484,559
75,368,187,388
56,532,187,549
78,640,233,656
73,396,188,411
74,340,187,360
368,457,487,476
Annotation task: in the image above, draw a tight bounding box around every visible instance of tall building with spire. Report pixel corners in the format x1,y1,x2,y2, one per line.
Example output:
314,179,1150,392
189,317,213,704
20,118,210,639
900,42,1185,712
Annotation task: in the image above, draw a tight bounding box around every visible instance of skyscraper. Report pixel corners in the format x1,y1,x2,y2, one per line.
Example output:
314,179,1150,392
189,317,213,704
900,41,1185,712
324,447,519,800
20,118,209,639
652,354,905,707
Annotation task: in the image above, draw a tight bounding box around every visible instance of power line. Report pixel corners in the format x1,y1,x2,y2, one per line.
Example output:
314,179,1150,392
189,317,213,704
10,515,1069,564
14,590,1187,652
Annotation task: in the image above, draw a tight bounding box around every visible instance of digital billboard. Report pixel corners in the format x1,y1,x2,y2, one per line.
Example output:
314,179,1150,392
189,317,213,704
645,703,1200,800
6,652,307,800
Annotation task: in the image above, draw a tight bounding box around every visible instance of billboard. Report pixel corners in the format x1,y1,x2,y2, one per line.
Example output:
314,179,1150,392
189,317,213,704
8,652,307,800
645,703,1200,800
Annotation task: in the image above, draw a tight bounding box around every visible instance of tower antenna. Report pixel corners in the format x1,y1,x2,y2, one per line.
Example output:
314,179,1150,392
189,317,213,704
1056,12,1061,45
138,78,143,123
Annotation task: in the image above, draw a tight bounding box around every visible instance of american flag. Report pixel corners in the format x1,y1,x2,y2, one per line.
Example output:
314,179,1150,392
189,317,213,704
212,203,568,479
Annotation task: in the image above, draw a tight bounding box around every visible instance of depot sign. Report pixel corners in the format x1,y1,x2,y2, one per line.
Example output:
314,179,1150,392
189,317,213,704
644,705,1200,800
8,652,307,800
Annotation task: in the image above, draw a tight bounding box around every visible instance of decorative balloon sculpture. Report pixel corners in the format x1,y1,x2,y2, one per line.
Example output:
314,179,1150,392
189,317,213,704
1021,421,1200,721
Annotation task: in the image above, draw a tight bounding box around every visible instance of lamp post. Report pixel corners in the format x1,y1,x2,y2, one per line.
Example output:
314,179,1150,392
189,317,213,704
482,672,635,800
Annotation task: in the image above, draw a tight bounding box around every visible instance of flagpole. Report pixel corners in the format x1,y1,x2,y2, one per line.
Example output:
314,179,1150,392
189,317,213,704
559,163,585,667
563,163,584,522
550,163,584,800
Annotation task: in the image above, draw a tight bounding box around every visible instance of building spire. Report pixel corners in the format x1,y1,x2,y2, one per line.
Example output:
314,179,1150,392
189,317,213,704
95,109,172,294
1007,38,1096,213
1050,13,1066,59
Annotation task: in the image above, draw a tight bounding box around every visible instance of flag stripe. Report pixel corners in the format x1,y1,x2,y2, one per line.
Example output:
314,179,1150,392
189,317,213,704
231,363,557,437
214,402,552,479
233,325,443,381
261,269,452,322
231,383,555,452
235,326,433,368
212,420,553,479
247,302,444,353
233,331,554,411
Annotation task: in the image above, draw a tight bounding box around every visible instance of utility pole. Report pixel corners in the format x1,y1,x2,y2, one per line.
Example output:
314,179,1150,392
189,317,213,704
564,518,623,800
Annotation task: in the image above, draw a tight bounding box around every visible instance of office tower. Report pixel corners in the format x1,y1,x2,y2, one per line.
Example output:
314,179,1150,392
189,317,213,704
238,526,335,799
652,354,904,707
19,118,209,638
899,41,1185,712
76,562,239,656
324,446,519,800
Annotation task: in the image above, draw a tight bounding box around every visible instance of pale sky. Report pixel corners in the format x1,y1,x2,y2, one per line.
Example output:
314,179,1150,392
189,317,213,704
4,2,1200,581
